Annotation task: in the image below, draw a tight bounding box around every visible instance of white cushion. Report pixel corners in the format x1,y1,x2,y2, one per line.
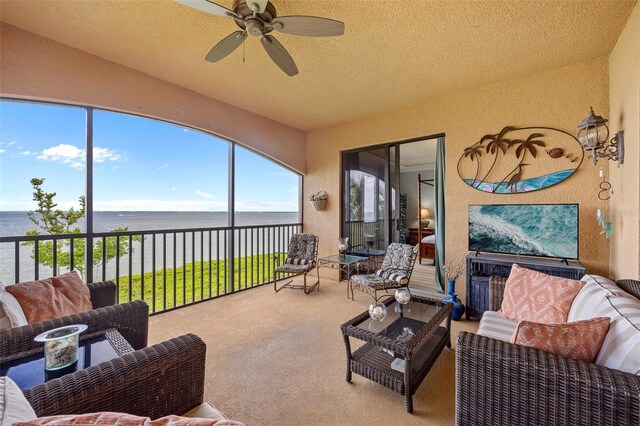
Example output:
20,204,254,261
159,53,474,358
477,311,519,342
183,402,228,420
0,377,38,425
593,294,640,375
0,284,28,329
568,275,623,322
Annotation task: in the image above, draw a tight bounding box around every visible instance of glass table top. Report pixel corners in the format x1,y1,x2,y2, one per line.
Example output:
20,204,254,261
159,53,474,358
318,254,368,265
347,248,387,257
355,297,447,339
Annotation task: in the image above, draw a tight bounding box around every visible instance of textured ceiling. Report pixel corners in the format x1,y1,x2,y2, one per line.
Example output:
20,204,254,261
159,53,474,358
0,0,635,130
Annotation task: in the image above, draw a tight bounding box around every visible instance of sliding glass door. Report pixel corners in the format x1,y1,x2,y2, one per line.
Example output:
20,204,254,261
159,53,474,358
342,147,397,250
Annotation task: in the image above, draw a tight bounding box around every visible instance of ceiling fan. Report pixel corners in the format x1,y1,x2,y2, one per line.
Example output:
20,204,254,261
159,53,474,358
175,0,345,76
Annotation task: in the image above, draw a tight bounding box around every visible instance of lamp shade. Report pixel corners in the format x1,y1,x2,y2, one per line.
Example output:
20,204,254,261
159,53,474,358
420,208,432,219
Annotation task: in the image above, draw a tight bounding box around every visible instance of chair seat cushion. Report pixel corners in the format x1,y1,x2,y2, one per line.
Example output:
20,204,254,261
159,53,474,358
275,264,313,274
477,311,519,342
1,377,37,425
375,269,408,284
351,274,407,290
184,402,228,420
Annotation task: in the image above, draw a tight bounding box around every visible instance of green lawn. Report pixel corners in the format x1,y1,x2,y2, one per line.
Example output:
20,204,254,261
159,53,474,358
112,253,287,312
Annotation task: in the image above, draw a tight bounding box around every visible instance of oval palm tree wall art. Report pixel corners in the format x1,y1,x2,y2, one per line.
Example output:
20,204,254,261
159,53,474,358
457,126,584,194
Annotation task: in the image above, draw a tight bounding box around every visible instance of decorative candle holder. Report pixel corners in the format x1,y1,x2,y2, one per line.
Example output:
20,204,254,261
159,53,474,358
368,302,387,321
394,288,411,305
337,237,349,258
34,324,87,371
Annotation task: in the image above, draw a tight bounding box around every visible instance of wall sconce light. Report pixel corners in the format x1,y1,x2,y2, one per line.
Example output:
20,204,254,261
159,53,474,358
577,107,624,166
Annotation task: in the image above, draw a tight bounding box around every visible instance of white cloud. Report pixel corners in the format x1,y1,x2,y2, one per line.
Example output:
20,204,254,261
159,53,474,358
157,164,169,170
7,141,17,146
171,187,176,192
0,149,5,154
36,144,121,168
195,189,216,199
38,144,83,162
93,147,121,163
17,150,33,156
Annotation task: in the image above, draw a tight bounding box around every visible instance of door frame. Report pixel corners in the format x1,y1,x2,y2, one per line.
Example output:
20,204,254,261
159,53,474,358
340,132,446,247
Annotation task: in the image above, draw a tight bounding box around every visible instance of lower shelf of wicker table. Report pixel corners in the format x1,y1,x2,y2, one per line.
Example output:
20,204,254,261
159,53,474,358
349,326,448,396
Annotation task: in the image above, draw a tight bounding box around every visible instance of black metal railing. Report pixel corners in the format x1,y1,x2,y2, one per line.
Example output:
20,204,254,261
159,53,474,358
344,220,386,250
0,223,301,314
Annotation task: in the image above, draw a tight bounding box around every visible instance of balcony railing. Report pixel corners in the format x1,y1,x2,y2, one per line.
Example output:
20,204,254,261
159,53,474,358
0,223,301,314
344,220,386,250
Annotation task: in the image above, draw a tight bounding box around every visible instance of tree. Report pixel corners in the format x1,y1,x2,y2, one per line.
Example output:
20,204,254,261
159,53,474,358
23,178,139,276
349,176,364,221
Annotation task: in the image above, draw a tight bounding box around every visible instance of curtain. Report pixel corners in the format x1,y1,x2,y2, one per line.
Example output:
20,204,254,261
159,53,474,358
434,137,446,293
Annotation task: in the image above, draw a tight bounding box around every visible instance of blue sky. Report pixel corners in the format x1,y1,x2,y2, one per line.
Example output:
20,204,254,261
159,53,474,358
0,100,299,212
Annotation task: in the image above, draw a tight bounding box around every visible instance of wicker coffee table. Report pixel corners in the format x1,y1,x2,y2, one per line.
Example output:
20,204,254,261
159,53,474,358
340,295,452,412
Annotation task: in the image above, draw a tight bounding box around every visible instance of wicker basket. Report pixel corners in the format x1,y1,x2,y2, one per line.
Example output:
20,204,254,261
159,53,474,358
310,191,327,211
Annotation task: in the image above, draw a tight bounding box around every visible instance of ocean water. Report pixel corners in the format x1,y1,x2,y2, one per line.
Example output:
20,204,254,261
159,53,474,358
0,211,299,284
468,204,578,259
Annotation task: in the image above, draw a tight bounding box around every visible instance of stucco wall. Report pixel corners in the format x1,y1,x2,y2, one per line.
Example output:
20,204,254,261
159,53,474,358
609,2,640,280
305,58,611,296
0,23,307,174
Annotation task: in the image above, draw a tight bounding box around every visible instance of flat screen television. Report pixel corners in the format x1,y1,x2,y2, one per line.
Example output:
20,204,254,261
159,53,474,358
468,204,579,260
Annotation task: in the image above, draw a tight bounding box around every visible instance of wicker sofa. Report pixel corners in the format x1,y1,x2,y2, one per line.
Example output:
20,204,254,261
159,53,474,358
456,276,640,426
0,280,149,356
4,334,231,422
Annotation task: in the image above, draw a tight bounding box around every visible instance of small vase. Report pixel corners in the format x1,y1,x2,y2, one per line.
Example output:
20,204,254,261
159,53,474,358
442,279,465,321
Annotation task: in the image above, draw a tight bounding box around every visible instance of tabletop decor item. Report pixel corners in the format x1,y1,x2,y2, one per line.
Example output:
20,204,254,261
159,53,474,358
309,190,328,211
457,126,583,194
395,288,411,305
368,302,387,321
34,324,88,371
337,237,349,258
441,256,466,321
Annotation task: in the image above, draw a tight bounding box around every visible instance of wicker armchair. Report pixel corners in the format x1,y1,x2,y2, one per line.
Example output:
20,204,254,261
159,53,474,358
456,331,640,426
274,233,319,294
23,334,207,419
350,243,419,301
0,281,149,356
616,279,640,299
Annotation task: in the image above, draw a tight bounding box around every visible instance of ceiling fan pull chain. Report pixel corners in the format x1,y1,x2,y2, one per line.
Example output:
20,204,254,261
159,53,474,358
242,38,245,63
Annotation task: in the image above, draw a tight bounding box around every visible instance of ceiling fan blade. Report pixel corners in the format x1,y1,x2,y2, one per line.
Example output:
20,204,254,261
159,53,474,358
260,35,298,76
174,0,236,18
205,31,247,62
272,16,345,37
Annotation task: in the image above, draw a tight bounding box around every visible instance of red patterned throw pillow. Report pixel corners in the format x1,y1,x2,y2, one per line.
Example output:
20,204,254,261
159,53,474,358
498,264,584,323
5,271,92,324
511,317,610,362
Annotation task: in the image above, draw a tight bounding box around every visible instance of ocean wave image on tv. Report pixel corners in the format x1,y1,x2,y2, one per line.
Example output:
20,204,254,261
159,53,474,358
469,204,578,259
